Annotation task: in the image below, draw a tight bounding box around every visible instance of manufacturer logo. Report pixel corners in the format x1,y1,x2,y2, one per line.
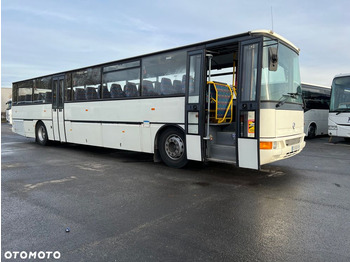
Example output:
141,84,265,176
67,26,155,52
292,122,296,129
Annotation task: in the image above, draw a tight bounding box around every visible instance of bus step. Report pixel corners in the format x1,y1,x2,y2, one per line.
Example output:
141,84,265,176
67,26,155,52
209,144,236,162
206,157,236,165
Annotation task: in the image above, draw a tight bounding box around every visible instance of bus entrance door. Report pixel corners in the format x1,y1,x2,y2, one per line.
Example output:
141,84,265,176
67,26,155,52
52,75,67,142
236,39,262,170
185,49,205,161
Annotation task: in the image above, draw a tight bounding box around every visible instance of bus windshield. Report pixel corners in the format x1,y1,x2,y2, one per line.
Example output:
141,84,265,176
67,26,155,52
260,40,302,105
330,76,350,112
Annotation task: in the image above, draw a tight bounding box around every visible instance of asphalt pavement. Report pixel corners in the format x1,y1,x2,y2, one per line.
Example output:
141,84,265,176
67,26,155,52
2,123,350,261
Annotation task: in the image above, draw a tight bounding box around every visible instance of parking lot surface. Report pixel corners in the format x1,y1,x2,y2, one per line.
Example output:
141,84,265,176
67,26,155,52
2,123,350,261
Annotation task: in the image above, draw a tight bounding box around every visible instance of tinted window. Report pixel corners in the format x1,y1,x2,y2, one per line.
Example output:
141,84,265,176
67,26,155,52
17,80,33,104
73,67,101,101
142,51,186,96
103,63,140,98
34,77,52,104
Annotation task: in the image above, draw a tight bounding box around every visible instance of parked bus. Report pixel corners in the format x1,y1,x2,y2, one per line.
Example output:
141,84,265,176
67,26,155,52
328,74,350,140
11,30,305,170
5,99,13,125
301,83,330,138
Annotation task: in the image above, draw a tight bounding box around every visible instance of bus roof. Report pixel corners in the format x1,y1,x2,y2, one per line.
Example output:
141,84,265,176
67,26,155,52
301,82,330,89
334,73,350,78
250,30,300,53
13,30,299,84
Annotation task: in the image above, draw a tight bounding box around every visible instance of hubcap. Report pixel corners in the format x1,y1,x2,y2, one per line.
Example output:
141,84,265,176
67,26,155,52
38,126,46,142
165,134,184,160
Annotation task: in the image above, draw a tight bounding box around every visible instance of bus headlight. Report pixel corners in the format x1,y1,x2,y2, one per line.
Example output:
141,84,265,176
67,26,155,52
328,125,338,130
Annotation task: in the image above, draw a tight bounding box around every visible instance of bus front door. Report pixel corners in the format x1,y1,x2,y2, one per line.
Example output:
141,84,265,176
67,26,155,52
52,76,67,142
236,39,262,170
185,49,205,161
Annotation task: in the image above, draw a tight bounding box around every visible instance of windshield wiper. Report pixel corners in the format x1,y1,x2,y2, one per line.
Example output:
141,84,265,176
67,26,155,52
276,93,301,108
334,109,350,115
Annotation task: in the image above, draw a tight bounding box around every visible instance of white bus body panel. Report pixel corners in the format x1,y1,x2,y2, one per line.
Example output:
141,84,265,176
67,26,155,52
328,113,350,138
238,138,258,169
63,97,185,153
304,109,329,136
12,104,54,140
186,135,202,161
259,108,305,165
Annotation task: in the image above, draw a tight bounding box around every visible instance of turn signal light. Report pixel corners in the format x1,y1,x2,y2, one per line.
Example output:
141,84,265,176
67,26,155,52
260,141,273,150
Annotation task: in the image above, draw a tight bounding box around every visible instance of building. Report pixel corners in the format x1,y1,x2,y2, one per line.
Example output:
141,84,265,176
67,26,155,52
2,88,12,121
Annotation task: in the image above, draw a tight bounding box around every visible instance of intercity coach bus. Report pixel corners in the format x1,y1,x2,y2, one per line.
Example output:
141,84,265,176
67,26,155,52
328,74,350,140
301,83,330,138
11,30,305,170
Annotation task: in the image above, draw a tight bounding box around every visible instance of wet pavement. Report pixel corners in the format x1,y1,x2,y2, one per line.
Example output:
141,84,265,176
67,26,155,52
2,123,350,261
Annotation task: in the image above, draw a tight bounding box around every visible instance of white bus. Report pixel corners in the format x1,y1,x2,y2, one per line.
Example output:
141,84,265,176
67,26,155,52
301,83,330,138
5,99,13,125
328,74,350,141
11,30,305,170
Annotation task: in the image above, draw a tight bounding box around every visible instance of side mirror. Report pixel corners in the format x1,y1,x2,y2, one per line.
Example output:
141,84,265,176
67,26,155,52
268,47,278,71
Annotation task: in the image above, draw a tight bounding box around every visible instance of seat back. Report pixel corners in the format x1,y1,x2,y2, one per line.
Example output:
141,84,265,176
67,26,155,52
110,84,124,98
74,88,87,101
125,82,138,97
142,80,156,96
160,78,173,95
86,87,98,100
102,85,111,98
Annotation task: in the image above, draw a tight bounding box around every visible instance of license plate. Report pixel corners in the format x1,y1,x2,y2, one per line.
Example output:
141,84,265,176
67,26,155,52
291,144,300,152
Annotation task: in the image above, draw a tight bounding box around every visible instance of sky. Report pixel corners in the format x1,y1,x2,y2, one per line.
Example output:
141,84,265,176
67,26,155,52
1,0,350,88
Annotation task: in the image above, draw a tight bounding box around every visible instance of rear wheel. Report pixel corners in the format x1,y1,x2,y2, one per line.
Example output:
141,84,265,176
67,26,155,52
36,122,49,146
158,128,188,168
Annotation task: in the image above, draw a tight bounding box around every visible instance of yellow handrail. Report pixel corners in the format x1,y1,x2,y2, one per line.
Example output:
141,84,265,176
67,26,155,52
207,81,234,124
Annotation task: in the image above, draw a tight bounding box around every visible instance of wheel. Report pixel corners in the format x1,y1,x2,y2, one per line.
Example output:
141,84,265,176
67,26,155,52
158,127,188,168
36,122,49,146
308,124,316,138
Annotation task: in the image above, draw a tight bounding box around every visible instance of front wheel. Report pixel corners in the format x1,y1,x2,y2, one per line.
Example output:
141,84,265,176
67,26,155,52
308,125,316,138
158,128,188,168
36,122,49,146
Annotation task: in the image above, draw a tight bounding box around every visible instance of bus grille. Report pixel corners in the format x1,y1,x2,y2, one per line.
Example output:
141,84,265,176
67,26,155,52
285,138,300,146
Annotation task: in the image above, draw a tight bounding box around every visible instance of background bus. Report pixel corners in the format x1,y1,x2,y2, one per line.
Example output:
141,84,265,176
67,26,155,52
5,99,13,125
11,30,305,170
301,83,330,138
328,74,350,140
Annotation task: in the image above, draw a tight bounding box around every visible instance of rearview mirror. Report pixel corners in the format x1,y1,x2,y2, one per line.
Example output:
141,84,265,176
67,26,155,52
268,47,278,71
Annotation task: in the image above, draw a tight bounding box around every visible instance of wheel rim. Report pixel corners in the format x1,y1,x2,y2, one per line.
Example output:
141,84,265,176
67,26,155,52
164,134,185,160
38,126,46,142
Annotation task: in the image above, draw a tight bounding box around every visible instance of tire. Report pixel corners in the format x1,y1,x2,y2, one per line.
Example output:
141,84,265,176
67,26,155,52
344,138,350,142
36,122,49,146
308,125,316,138
158,127,188,168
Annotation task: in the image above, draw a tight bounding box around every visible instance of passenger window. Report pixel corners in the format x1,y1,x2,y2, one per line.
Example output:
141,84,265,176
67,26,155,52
17,80,33,104
142,51,186,97
34,77,52,104
65,73,73,101
72,67,101,101
103,65,140,98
